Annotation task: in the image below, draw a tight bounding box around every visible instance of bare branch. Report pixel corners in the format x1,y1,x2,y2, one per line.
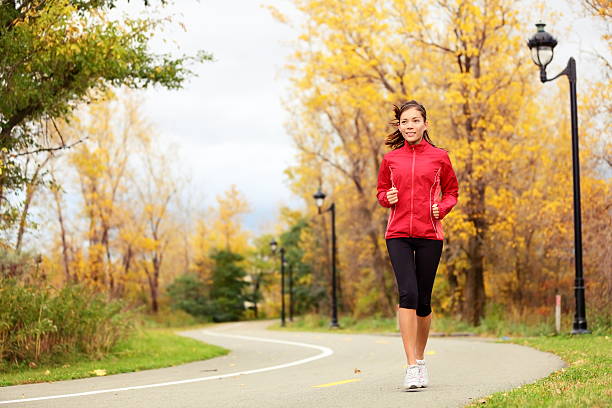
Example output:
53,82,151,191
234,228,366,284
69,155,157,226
11,137,88,157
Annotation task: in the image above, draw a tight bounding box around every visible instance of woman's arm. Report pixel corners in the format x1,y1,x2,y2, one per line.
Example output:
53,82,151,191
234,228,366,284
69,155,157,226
376,157,392,208
437,153,459,219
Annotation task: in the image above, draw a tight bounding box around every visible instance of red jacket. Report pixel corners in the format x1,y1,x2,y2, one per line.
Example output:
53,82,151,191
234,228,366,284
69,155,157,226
377,140,458,240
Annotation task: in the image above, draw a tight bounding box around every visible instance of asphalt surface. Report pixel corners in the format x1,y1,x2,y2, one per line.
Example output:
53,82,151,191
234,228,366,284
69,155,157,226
0,320,565,408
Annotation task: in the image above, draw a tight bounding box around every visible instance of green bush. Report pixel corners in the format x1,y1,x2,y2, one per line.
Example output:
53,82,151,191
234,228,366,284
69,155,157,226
0,279,134,366
166,274,211,319
208,250,247,322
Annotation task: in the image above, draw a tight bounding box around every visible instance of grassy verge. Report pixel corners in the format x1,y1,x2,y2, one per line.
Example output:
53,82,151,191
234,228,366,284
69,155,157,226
269,312,609,338
268,314,398,334
0,327,228,386
467,334,611,407
268,313,556,337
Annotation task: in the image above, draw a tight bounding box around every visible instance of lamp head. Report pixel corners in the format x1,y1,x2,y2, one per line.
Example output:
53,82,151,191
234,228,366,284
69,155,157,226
527,22,557,68
313,188,326,210
269,239,278,254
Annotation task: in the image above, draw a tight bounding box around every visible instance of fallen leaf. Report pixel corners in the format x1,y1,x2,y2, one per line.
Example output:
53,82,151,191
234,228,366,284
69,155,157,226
354,368,361,374
90,369,107,376
44,370,50,375
426,350,436,355
62,364,70,368
28,362,37,368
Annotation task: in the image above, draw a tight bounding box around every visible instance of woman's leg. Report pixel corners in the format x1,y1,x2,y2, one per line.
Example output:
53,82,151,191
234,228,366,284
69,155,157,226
413,239,443,359
398,308,418,365
386,238,419,366
416,314,432,360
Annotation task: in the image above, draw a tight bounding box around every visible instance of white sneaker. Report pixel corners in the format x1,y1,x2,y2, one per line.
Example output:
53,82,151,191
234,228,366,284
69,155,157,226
403,365,420,390
417,359,428,388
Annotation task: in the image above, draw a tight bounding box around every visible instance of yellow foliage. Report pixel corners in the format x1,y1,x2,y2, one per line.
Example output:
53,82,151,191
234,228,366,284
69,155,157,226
275,0,611,317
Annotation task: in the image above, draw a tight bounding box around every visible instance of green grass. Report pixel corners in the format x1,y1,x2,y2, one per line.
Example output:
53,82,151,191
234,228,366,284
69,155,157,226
267,313,553,337
270,311,610,338
467,334,611,407
268,313,398,333
0,327,229,386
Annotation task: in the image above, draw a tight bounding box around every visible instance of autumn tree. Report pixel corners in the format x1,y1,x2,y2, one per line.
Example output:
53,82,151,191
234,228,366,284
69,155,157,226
189,184,251,313
209,184,251,253
31,94,194,315
0,0,209,232
581,0,612,19
273,0,610,325
65,95,149,290
135,131,182,313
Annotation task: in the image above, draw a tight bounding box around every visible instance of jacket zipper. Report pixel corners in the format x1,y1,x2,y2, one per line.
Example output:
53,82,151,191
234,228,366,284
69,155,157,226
409,147,415,236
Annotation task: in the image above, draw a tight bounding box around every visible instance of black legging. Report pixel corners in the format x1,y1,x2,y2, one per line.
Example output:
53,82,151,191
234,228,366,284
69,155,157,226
386,237,443,317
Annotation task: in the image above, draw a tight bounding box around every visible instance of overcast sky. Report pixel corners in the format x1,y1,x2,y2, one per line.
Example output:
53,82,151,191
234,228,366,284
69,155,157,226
111,0,609,234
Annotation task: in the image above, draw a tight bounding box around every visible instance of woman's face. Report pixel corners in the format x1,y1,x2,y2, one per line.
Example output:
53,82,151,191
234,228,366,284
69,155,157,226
399,107,427,145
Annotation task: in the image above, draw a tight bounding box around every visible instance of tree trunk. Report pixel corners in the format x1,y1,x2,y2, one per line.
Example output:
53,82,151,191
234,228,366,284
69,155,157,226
51,178,72,283
151,255,161,313
443,236,462,315
464,181,487,325
253,275,261,319
145,262,159,314
464,235,486,325
116,245,133,298
16,155,51,251
15,182,35,252
363,212,395,314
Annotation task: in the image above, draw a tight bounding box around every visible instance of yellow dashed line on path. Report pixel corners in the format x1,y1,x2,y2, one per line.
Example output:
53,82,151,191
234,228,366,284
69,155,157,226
313,379,362,388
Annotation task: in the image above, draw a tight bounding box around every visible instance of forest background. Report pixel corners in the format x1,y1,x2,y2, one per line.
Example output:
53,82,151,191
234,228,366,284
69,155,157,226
0,0,610,366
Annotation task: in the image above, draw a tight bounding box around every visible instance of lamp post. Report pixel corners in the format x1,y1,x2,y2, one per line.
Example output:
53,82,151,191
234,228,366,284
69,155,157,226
313,187,340,328
269,239,286,327
288,263,294,322
527,22,589,334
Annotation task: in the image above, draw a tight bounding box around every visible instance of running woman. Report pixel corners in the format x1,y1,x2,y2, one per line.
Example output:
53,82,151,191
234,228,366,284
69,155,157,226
376,100,459,390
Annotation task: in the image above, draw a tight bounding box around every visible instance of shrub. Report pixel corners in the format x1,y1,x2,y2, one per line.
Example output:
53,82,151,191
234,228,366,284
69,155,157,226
0,279,134,365
166,274,210,319
209,250,247,322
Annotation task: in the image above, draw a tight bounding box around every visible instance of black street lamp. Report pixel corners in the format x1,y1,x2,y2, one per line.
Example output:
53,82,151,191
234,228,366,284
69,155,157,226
527,22,589,334
313,187,340,328
270,239,286,327
288,263,294,322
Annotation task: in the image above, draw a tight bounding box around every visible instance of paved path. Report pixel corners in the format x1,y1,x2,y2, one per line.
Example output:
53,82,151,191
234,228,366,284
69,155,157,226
0,320,565,407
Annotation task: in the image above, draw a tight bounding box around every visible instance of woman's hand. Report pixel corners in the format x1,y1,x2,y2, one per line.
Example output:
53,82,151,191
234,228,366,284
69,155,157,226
432,203,440,219
387,187,398,205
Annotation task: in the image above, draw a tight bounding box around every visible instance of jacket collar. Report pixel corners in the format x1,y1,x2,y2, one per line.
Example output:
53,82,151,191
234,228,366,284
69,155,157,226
401,139,430,152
